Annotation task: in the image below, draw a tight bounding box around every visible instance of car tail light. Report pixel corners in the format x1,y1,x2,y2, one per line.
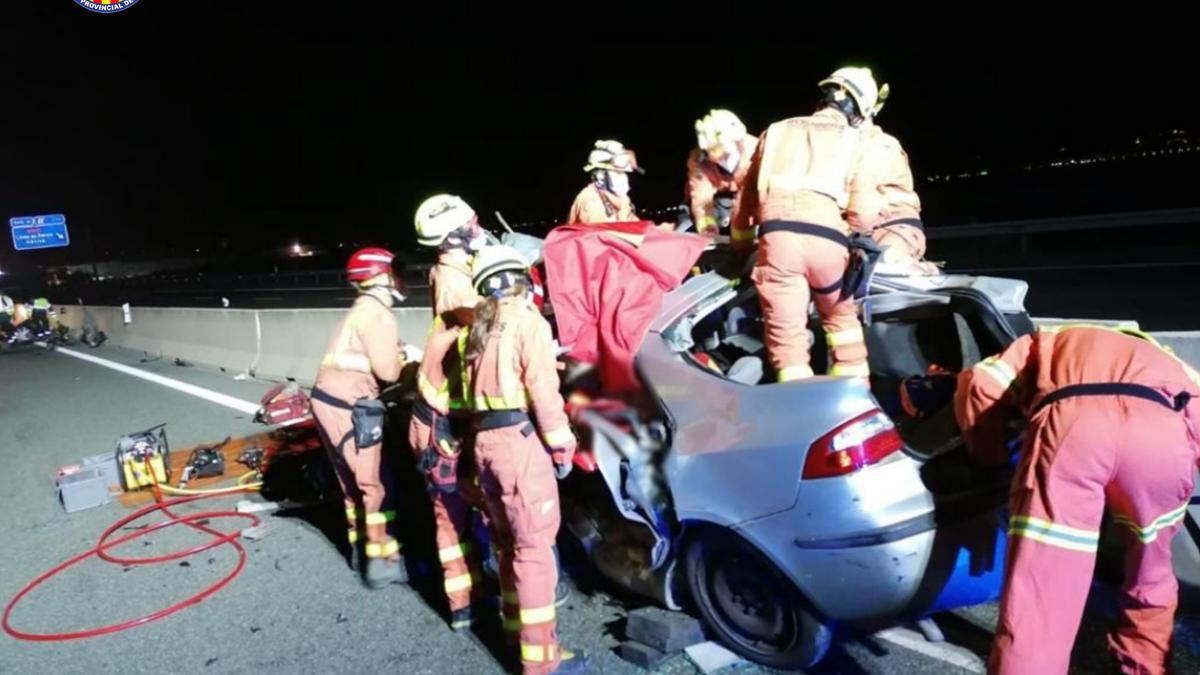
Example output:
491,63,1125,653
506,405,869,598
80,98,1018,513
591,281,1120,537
802,410,905,479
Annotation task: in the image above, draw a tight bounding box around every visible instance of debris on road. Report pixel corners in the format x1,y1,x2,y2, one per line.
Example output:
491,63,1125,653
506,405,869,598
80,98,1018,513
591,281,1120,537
684,641,743,674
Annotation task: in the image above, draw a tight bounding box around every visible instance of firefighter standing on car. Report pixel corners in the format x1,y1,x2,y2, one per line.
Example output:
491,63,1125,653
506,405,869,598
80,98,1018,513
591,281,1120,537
731,66,892,381
465,245,587,674
566,140,643,225
409,193,488,630
955,325,1200,675
686,109,758,237
311,247,411,588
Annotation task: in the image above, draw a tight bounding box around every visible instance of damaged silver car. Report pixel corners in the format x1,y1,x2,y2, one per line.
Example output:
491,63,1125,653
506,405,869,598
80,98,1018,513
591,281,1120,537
561,267,1033,669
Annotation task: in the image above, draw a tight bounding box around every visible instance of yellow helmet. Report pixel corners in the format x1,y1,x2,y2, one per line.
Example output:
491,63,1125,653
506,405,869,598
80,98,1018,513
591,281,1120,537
414,194,476,247
695,109,747,152
819,67,890,119
583,140,644,174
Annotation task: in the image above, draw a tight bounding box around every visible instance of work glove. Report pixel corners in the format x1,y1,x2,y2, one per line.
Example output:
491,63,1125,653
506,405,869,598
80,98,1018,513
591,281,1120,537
549,441,577,480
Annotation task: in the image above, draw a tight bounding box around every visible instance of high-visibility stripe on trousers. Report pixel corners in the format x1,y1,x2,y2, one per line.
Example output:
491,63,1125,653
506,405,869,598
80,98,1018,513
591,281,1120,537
475,424,562,675
408,415,485,612
312,398,400,562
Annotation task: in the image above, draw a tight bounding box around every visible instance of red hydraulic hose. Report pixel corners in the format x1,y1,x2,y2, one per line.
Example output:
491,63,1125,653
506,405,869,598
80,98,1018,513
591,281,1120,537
3,464,261,642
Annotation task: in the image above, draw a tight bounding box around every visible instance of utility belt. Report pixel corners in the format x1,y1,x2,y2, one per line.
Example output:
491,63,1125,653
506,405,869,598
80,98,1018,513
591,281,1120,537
474,409,534,437
760,220,850,249
1034,382,1193,414
759,220,884,306
311,387,387,450
874,217,925,233
412,398,456,436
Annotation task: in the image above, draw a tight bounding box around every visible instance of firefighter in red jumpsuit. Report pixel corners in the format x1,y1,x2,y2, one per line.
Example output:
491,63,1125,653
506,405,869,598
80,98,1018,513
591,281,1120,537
567,140,642,225
465,245,587,674
409,193,486,630
311,247,411,588
731,66,890,381
956,325,1200,674
686,109,757,237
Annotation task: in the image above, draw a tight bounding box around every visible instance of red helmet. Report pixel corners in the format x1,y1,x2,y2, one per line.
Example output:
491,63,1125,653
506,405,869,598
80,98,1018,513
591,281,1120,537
345,247,395,284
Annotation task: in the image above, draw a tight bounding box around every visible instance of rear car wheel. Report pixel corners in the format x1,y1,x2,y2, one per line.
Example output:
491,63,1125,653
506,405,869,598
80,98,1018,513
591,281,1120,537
685,528,832,670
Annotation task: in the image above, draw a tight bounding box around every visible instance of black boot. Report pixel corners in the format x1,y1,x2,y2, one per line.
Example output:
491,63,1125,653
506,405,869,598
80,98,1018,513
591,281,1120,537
550,649,589,674
449,607,475,632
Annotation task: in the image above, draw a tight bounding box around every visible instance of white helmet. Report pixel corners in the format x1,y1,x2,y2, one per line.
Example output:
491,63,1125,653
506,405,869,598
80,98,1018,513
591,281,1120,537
414,194,477,247
471,245,530,296
695,109,747,152
583,140,644,174
819,67,890,120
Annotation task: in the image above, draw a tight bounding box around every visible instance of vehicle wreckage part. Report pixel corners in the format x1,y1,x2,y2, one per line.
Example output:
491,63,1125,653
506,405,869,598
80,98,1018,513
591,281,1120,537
578,409,671,569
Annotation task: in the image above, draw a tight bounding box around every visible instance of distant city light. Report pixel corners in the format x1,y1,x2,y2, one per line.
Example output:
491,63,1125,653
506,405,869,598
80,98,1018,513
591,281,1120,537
925,130,1194,183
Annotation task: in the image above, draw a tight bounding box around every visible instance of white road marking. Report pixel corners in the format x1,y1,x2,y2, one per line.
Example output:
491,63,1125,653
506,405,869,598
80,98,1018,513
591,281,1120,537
56,347,262,416
873,627,986,673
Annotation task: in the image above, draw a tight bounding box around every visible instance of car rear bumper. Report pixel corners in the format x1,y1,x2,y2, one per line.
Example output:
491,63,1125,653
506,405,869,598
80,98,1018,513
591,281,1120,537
733,455,1008,621
737,511,938,620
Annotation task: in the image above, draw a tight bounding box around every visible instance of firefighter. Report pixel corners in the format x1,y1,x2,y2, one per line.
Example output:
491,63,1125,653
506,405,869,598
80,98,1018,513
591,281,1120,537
28,296,52,339
851,108,935,274
730,66,890,381
566,140,643,224
955,325,1200,674
687,109,758,237
409,194,487,629
466,245,587,674
310,247,411,588
415,193,487,324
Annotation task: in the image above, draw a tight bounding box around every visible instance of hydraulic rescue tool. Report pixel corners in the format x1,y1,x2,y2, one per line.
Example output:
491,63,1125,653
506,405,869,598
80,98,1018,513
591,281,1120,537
115,424,170,491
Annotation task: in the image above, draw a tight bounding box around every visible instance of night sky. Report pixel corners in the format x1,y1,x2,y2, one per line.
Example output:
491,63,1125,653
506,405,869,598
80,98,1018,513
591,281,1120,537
1,4,1194,264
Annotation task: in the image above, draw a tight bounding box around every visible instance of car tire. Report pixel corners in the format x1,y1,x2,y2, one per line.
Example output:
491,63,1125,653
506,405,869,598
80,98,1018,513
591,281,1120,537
684,527,832,670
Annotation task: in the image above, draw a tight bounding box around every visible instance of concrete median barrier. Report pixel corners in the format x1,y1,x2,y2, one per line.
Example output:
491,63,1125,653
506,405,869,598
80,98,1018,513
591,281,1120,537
252,307,430,383
55,306,1200,385
253,309,341,383
54,304,436,385
1151,332,1200,370
57,305,259,374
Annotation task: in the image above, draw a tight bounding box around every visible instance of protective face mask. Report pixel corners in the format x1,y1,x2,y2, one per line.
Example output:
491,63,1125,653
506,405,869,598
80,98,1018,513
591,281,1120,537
607,171,630,196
